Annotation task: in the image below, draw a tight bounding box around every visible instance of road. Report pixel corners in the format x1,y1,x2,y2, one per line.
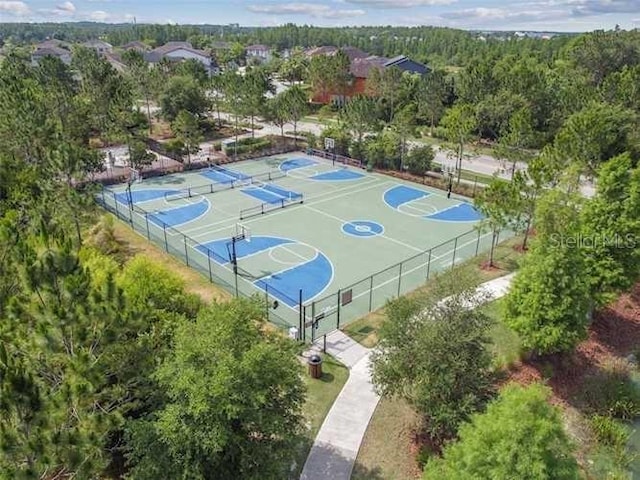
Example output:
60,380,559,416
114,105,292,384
197,110,595,196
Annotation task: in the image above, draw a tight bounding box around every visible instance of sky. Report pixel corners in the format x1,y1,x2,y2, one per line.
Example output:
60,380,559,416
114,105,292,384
0,0,639,32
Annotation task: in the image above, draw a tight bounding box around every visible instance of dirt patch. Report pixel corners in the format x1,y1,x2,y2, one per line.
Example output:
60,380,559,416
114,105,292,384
505,283,640,405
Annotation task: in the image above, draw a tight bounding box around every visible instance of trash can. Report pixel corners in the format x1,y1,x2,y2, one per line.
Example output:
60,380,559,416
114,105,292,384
308,354,323,379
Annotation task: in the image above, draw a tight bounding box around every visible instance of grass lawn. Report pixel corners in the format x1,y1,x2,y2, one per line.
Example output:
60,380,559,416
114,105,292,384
291,354,349,478
481,299,523,370
352,397,422,480
344,235,525,348
111,215,232,304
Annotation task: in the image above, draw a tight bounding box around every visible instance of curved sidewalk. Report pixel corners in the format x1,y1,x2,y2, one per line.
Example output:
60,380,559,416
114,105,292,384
300,272,516,480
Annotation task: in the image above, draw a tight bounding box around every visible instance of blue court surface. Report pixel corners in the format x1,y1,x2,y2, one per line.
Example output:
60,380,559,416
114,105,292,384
280,157,318,172
384,185,431,209
342,220,384,238
102,152,503,337
115,189,179,205
196,236,294,264
311,169,365,181
241,184,302,204
147,198,210,228
255,251,333,307
427,203,484,222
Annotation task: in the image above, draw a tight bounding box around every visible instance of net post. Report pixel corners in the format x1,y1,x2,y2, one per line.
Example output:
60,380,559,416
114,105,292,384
451,237,458,270
336,289,341,330
476,229,481,256
163,224,168,251
184,236,189,266
397,262,403,297
426,249,432,279
368,275,374,312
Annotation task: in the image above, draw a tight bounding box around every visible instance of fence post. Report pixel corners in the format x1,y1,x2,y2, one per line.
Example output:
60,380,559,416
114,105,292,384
476,229,481,256
311,302,316,343
163,224,168,251
426,249,432,280
336,289,341,330
451,236,458,269
302,306,306,342
397,263,403,297
128,204,133,226
299,289,303,338
145,213,150,239
368,275,374,312
265,285,269,320
207,249,213,282
473,177,478,196
184,236,189,266
114,194,120,218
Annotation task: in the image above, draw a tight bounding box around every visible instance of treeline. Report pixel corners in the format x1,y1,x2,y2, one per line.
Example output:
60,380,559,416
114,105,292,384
0,48,308,478
2,22,575,66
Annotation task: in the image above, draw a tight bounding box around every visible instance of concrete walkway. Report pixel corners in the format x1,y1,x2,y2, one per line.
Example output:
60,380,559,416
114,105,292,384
300,273,517,480
301,330,378,480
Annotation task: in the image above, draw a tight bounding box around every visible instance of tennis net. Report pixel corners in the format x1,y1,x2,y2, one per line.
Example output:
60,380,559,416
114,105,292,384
164,169,287,202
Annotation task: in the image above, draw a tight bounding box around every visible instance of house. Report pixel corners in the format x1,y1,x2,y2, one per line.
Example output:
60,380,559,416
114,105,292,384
305,45,369,62
31,45,72,66
245,44,272,62
144,41,218,75
311,52,429,105
104,52,127,73
82,40,113,55
383,55,429,76
121,41,148,52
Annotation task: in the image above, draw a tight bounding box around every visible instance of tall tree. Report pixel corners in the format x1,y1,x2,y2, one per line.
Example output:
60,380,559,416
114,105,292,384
580,153,640,307
494,107,535,178
159,75,208,121
242,67,274,137
440,103,478,185
371,270,494,443
415,69,449,136
279,85,308,144
424,384,580,480
172,110,203,164
505,190,591,355
125,298,305,479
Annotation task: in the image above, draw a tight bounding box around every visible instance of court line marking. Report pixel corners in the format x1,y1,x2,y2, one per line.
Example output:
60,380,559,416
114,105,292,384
304,205,424,253
185,177,389,239
181,176,382,236
305,230,494,316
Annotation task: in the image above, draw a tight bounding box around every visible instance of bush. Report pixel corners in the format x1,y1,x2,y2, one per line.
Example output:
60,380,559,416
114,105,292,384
581,358,640,420
405,145,435,175
234,139,272,155
590,415,630,449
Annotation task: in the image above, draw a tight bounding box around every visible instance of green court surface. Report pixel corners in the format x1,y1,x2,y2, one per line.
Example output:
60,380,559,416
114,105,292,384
99,153,502,340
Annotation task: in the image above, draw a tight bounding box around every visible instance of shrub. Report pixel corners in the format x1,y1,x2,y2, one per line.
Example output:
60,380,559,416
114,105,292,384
590,415,630,449
581,358,640,420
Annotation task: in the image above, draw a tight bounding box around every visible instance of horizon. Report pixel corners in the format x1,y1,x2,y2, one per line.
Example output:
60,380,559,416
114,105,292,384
0,0,638,33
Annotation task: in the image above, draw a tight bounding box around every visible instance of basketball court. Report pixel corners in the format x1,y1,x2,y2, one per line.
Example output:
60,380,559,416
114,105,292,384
100,152,501,339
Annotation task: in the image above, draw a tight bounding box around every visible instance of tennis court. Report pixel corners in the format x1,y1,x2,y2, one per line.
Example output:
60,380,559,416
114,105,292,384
99,152,502,340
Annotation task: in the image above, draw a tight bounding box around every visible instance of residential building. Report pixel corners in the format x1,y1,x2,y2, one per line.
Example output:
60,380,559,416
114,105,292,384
144,41,218,75
245,44,273,62
121,41,148,52
82,40,113,55
311,51,429,105
31,44,72,66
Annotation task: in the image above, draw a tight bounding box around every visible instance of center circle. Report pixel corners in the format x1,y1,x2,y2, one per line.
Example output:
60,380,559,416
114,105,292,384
342,220,384,238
